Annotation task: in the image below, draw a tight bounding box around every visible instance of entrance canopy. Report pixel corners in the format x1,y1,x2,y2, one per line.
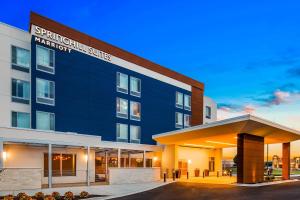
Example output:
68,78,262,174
153,115,300,148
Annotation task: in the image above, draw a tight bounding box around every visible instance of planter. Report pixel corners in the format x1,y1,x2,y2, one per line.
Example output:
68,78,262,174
194,169,200,177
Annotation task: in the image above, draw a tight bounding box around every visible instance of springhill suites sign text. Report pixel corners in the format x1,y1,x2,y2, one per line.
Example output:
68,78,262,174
32,25,112,62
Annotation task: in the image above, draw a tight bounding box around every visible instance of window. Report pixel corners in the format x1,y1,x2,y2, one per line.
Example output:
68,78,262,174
116,98,128,118
11,79,30,104
206,106,212,119
11,46,30,72
184,114,191,128
36,45,55,74
36,111,55,131
176,92,183,108
130,101,141,121
116,123,128,142
117,72,128,94
130,125,141,144
184,95,191,111
175,112,183,128
36,78,55,105
44,153,76,177
11,111,30,128
130,77,141,97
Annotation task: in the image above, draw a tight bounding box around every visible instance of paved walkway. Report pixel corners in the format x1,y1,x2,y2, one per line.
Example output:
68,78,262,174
178,176,236,184
112,181,300,200
0,180,173,199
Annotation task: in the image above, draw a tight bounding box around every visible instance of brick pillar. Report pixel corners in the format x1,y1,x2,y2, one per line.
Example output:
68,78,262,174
237,133,264,184
282,142,290,180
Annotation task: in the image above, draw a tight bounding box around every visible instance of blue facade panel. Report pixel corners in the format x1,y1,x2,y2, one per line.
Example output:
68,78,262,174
31,37,191,145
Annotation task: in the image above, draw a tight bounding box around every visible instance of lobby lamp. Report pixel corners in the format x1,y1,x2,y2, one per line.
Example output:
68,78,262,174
187,160,192,179
2,152,7,161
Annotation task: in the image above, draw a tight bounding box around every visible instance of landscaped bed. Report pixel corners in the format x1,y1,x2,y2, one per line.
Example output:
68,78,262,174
0,191,107,200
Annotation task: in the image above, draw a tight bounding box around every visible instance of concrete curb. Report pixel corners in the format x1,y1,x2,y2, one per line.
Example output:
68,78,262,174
233,179,299,187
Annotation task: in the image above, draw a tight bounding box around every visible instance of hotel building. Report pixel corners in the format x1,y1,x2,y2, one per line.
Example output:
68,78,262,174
0,12,299,192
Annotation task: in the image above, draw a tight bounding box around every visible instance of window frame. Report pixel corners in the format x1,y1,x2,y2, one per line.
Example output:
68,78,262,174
36,111,55,131
44,153,77,177
11,111,31,129
175,112,183,129
176,92,183,109
130,125,141,144
116,123,128,143
36,45,55,74
116,72,128,94
36,78,55,106
130,101,141,121
130,76,141,97
11,45,31,72
184,114,191,128
116,97,128,119
184,94,191,111
206,106,212,119
11,78,30,104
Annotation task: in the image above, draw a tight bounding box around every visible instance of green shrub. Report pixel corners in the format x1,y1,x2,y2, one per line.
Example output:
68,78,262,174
79,191,89,198
19,194,32,200
51,192,61,200
44,195,55,200
17,193,26,199
64,192,74,200
35,192,44,200
4,194,14,200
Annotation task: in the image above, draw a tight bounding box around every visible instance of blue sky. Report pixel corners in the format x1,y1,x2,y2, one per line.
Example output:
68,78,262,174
1,0,300,129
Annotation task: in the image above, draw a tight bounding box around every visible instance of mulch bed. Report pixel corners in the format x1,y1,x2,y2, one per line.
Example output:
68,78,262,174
0,195,107,200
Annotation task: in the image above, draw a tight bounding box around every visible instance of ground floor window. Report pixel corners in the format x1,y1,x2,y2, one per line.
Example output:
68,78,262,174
44,153,76,177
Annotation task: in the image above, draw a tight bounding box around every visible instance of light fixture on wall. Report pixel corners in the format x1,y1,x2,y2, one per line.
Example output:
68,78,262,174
153,157,158,162
84,154,88,162
2,152,7,161
188,159,192,164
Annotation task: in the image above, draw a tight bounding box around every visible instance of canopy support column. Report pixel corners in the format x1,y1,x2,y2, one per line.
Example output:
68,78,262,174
282,142,290,180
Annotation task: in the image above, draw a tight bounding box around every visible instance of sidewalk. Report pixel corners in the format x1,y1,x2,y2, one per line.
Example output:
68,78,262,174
0,180,174,199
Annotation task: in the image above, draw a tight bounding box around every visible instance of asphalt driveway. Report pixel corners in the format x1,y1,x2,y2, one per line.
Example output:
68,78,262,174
112,181,300,200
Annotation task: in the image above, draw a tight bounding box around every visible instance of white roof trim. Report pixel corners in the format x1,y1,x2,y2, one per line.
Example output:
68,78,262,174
152,114,300,139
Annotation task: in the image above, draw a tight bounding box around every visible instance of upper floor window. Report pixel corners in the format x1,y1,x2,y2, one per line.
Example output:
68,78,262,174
11,111,30,129
184,114,191,128
130,77,141,97
130,101,141,121
175,112,183,128
184,95,191,111
206,106,212,119
116,97,128,119
36,111,55,131
36,78,55,106
36,45,55,74
176,92,183,108
117,72,128,94
116,123,128,143
11,79,30,104
11,46,30,72
130,125,141,144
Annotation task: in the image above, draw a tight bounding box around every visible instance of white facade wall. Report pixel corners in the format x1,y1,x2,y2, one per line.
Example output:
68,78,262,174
203,96,217,124
0,168,42,192
0,23,31,128
108,168,160,184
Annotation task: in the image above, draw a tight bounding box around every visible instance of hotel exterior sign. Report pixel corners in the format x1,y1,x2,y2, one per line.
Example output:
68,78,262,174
31,25,112,62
